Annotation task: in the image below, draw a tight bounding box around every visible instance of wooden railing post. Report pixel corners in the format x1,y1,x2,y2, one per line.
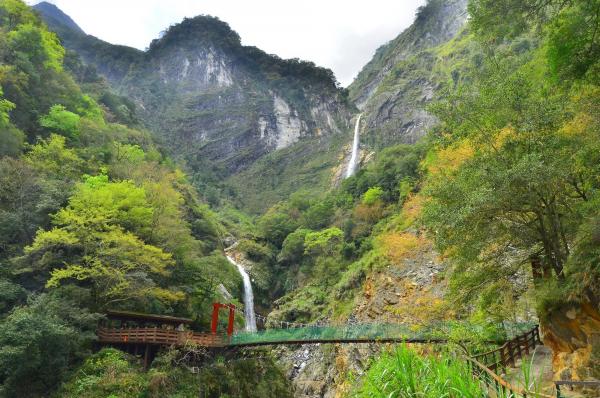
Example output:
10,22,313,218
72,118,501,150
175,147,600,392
508,340,516,367
500,344,507,372
516,334,523,359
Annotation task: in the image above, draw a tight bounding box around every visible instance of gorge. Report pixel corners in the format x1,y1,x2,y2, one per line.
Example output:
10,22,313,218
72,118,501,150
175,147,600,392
0,0,597,397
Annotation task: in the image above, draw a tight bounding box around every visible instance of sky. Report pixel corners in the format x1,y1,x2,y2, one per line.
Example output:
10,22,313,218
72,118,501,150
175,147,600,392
29,0,426,86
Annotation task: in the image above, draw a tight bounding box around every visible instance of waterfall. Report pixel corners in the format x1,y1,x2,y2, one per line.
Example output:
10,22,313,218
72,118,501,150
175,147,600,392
226,255,257,332
345,114,363,178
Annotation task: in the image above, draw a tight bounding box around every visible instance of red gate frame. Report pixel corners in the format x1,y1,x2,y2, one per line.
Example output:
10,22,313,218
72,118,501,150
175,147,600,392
211,303,236,336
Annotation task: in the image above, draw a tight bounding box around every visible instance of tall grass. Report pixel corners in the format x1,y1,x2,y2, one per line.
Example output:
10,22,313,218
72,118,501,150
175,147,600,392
352,345,486,398
519,347,544,395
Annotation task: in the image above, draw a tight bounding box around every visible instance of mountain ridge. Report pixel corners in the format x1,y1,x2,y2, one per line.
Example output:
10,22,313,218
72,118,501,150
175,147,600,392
32,1,84,34
33,5,355,211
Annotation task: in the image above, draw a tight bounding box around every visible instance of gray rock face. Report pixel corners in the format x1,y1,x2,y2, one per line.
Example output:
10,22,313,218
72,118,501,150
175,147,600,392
36,10,353,178
348,0,469,147
274,343,380,398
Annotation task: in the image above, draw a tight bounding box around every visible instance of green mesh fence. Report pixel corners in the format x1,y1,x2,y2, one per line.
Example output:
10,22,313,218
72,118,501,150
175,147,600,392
229,322,537,346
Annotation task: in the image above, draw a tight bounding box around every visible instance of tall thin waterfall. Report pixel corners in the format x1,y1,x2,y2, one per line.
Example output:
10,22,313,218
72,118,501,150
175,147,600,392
226,255,257,332
345,114,362,178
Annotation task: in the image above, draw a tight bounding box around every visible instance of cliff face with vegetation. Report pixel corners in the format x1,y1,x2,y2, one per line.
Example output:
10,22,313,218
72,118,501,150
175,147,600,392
1,0,597,397
348,0,469,147
35,2,354,212
232,0,600,394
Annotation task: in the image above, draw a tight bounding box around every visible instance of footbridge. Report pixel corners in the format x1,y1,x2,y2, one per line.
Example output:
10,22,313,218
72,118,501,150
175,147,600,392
96,304,538,357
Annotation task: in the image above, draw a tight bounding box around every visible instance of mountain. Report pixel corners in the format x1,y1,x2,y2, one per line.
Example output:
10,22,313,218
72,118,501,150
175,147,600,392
34,4,355,211
11,0,600,396
32,1,84,34
33,2,142,82
349,0,469,146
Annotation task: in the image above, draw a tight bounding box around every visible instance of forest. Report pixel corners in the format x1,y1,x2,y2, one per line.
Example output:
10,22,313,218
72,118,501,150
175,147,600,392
0,0,599,396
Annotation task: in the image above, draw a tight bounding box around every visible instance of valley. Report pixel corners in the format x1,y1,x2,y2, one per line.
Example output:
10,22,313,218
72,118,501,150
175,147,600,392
0,0,598,397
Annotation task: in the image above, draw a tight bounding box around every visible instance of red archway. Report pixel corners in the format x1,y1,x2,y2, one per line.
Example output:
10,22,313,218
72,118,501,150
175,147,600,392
211,303,236,336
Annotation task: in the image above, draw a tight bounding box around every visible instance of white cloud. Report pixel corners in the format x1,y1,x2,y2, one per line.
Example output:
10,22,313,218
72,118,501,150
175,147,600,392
29,0,425,86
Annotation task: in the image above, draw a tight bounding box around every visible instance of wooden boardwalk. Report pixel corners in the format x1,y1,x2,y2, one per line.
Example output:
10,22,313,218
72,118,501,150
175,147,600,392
97,327,225,347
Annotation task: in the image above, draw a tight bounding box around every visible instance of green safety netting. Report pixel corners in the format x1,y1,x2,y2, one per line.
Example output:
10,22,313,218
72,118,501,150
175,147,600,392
229,321,537,346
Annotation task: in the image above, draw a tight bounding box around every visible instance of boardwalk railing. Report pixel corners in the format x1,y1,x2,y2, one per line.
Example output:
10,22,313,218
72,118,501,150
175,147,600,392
471,326,542,373
466,325,554,398
97,327,226,347
466,355,553,398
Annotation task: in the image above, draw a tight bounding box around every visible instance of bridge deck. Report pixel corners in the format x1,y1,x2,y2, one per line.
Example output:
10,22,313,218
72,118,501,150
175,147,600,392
97,327,226,347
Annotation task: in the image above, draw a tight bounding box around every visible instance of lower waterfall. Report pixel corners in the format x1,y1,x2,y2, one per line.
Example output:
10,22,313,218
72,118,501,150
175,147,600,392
226,254,257,332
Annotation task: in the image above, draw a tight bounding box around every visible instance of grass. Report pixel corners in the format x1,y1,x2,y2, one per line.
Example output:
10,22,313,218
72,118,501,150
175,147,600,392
516,346,546,396
351,345,486,398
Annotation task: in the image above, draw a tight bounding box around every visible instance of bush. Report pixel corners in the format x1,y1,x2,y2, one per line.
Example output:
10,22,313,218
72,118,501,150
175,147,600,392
58,348,148,398
361,187,384,205
257,209,298,248
239,239,273,262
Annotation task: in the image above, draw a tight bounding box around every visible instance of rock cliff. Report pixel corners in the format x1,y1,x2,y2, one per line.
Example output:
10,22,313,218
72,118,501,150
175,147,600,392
348,0,469,146
34,4,354,211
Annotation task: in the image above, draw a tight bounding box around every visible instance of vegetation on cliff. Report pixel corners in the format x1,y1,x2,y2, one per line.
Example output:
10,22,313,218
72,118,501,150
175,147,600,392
423,0,600,320
0,2,253,395
0,0,598,395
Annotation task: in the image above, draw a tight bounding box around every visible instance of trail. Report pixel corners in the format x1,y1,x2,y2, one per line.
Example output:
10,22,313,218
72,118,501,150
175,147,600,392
345,114,362,178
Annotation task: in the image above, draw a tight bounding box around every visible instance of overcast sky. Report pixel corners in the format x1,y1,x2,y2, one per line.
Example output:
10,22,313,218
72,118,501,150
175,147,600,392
28,0,425,86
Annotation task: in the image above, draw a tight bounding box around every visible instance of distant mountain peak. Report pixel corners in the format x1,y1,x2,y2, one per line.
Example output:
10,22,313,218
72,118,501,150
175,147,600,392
147,15,242,55
32,1,84,35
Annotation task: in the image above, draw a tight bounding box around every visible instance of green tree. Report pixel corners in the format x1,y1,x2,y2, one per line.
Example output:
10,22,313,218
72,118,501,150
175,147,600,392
7,23,64,72
278,228,310,264
546,0,600,81
39,104,81,140
0,0,37,30
0,158,44,259
342,144,422,204
362,186,384,205
423,17,600,313
304,228,343,257
258,208,298,247
0,294,98,397
469,0,600,81
25,134,85,179
0,86,23,157
300,201,334,230
23,175,179,308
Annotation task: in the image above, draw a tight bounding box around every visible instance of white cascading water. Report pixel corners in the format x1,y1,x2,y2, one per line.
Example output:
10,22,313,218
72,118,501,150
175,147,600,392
345,114,363,178
226,255,257,332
